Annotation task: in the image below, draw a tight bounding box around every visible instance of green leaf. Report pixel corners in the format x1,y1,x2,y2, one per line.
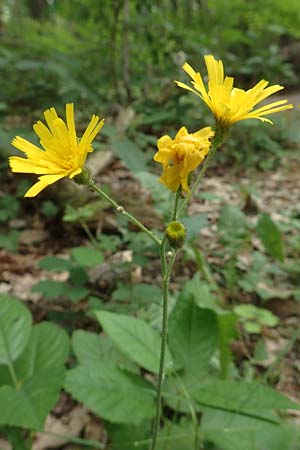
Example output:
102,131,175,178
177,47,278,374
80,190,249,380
72,330,138,373
0,295,32,365
32,280,66,299
14,322,69,381
164,371,214,414
185,273,218,310
217,311,237,377
181,214,207,239
37,256,73,272
202,409,299,450
0,230,20,252
218,204,247,237
111,139,148,174
0,367,65,430
157,420,197,450
95,311,173,373
65,362,155,424
168,294,218,373
71,246,104,267
107,422,150,450
194,380,300,421
256,214,284,261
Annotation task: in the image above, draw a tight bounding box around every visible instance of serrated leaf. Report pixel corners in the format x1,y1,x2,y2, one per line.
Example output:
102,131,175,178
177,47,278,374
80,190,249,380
65,362,155,424
14,322,69,381
0,295,32,365
0,366,65,430
95,311,173,373
256,214,284,261
71,246,104,267
194,380,300,420
72,330,138,373
168,295,218,373
202,409,299,450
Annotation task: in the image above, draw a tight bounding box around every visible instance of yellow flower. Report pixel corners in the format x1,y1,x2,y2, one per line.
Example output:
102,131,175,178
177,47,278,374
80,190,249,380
9,103,104,197
154,126,214,192
175,55,293,127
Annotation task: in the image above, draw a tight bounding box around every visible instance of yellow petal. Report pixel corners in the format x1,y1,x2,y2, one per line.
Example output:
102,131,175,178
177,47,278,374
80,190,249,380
24,173,67,197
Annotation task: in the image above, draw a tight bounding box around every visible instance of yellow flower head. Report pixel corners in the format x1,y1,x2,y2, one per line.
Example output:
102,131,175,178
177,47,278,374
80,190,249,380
175,55,293,127
154,126,214,192
9,103,104,197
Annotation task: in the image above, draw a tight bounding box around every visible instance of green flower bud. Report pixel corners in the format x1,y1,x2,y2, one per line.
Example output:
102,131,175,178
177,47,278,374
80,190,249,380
166,221,186,249
73,168,93,186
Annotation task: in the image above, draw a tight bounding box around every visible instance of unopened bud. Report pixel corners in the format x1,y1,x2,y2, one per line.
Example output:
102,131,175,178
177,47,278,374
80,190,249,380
166,221,186,249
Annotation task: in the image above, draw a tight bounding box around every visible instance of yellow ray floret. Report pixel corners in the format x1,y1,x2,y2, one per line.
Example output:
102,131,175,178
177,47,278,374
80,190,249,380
154,126,214,192
9,103,104,197
175,55,293,126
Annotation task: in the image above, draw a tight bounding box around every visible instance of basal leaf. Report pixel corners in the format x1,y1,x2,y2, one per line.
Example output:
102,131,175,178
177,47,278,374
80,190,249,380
72,330,138,373
256,213,284,261
194,380,299,421
14,322,69,381
0,366,65,430
95,311,173,373
65,362,155,424
168,294,218,373
0,295,32,365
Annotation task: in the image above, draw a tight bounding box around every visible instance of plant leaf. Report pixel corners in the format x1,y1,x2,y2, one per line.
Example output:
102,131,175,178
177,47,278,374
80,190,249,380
256,214,284,261
168,294,218,373
0,367,65,430
65,362,155,424
0,295,32,365
95,311,173,373
111,139,148,174
194,380,300,421
14,322,69,381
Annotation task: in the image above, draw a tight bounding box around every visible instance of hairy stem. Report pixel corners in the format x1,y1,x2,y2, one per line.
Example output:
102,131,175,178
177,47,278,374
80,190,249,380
88,180,161,246
150,245,177,450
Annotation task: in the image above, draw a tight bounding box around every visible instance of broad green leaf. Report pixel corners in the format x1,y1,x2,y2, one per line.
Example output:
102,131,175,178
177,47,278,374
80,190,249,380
107,422,150,450
72,330,138,373
0,295,32,365
0,366,65,430
168,294,218,373
194,380,300,420
71,246,104,267
181,214,207,238
256,213,284,261
202,409,299,450
14,322,69,381
163,370,216,413
32,280,66,299
185,273,218,310
95,311,173,373
65,362,155,424
218,204,247,238
217,310,237,378
157,420,197,450
111,139,147,174
37,256,73,272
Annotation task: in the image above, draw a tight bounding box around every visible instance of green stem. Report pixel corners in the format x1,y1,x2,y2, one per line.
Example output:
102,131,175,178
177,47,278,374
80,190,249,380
88,180,161,247
150,246,177,450
80,219,99,249
171,188,181,221
177,128,225,218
